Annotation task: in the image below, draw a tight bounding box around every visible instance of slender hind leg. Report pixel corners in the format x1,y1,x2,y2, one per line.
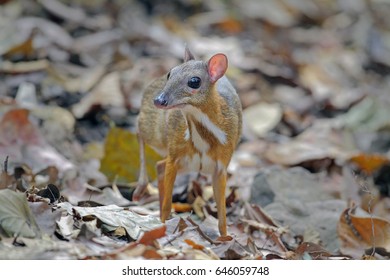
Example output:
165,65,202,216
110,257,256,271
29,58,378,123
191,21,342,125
212,168,227,236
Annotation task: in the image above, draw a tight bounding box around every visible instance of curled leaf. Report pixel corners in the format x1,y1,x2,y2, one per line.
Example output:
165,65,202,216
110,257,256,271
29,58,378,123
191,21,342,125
338,205,390,258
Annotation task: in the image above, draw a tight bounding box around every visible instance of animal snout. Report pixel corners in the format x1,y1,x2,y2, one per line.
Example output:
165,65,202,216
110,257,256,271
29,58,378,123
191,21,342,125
154,92,168,108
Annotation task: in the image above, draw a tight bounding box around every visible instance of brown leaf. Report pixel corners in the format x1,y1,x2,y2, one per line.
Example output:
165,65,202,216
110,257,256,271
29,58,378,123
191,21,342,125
244,203,280,227
242,218,289,253
0,109,42,145
225,187,238,207
172,202,192,213
214,17,243,34
184,239,205,250
137,226,166,246
34,166,59,186
187,180,203,204
295,242,332,260
349,153,389,175
173,217,189,233
338,205,390,258
142,249,163,259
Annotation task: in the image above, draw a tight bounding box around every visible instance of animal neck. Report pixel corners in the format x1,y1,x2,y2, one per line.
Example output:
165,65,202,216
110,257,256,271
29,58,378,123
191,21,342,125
182,88,227,146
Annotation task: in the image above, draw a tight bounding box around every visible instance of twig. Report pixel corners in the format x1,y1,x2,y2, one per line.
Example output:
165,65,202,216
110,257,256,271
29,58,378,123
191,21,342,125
3,156,8,173
186,217,221,245
352,171,376,256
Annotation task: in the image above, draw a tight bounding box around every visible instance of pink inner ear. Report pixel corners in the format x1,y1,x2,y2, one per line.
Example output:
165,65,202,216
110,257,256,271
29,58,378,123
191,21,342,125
208,54,228,83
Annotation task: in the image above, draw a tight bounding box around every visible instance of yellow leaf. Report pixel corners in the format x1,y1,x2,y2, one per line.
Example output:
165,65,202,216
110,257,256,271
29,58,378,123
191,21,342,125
100,127,162,183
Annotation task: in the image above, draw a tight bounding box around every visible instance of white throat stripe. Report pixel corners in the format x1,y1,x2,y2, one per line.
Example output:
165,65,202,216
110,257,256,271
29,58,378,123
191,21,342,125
184,106,227,145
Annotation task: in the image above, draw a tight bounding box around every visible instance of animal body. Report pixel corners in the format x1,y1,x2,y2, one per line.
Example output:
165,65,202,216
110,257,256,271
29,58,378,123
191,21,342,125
135,48,242,236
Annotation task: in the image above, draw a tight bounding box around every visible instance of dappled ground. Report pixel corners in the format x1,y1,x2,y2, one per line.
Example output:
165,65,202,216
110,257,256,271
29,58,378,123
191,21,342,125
0,0,390,259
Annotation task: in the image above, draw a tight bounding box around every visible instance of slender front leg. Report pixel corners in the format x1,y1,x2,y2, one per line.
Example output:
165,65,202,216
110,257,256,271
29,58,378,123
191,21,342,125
156,160,166,215
212,168,227,236
160,157,178,222
133,133,148,201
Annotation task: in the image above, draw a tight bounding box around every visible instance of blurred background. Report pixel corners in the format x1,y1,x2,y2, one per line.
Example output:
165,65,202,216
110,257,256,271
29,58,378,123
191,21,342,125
1,0,389,143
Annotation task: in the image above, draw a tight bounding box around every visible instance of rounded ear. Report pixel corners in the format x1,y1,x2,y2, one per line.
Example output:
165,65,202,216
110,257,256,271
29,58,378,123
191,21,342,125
184,46,195,62
207,53,228,83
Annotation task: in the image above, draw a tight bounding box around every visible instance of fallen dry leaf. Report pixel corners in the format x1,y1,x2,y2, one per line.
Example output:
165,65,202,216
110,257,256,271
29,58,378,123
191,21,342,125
172,202,192,213
142,248,163,259
0,189,41,238
184,239,205,250
100,127,162,184
338,205,390,258
0,108,42,145
294,242,333,260
59,202,163,240
349,153,389,175
138,225,166,246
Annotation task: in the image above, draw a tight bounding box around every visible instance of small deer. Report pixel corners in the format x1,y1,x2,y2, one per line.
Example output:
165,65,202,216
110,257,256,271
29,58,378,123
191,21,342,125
135,47,242,236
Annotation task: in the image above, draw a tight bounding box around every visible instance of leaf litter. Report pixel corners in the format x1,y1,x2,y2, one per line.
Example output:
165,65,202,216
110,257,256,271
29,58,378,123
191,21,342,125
0,0,390,260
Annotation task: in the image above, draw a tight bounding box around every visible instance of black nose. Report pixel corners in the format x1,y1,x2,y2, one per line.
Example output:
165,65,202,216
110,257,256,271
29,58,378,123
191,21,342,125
154,93,168,107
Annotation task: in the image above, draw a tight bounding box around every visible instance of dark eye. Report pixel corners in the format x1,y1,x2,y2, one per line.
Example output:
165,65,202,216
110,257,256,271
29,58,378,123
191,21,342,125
167,71,171,80
188,76,201,89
